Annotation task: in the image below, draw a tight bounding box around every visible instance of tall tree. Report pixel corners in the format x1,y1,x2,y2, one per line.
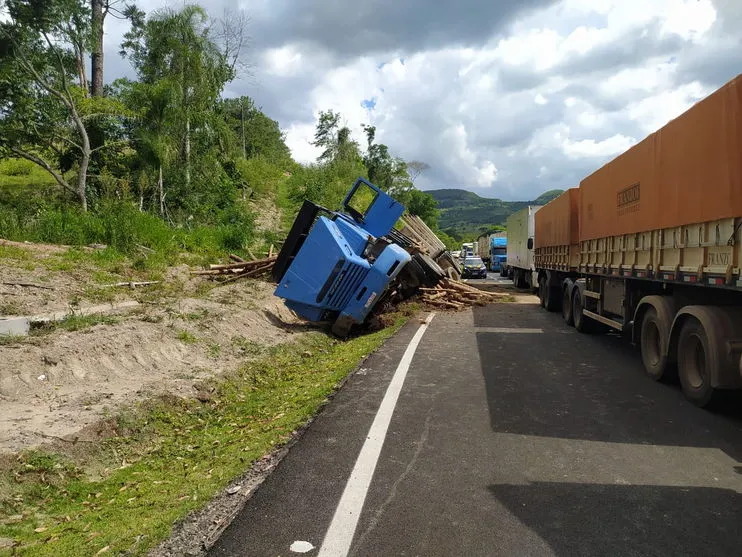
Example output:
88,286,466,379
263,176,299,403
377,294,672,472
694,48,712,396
122,5,234,193
90,0,104,96
90,1,132,97
218,96,292,166
0,0,95,209
407,160,430,184
362,124,411,196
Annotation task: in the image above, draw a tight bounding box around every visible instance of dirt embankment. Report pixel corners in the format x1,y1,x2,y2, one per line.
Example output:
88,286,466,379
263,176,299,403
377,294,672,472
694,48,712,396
0,248,308,453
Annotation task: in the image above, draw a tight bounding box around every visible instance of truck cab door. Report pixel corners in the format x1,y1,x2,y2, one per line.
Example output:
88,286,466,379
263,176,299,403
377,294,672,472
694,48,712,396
341,177,405,238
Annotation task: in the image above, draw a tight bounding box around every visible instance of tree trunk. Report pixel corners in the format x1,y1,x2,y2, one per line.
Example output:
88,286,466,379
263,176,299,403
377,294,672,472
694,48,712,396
91,0,105,97
75,43,88,91
241,101,246,158
184,116,191,190
158,164,164,216
77,146,90,212
69,104,92,211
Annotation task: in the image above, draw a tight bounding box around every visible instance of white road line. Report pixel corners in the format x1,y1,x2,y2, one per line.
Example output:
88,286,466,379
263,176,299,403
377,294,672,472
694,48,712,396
316,312,436,557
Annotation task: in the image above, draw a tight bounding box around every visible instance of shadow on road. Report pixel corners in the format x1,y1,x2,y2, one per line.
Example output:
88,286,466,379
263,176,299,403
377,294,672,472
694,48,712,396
489,482,742,557
473,303,742,462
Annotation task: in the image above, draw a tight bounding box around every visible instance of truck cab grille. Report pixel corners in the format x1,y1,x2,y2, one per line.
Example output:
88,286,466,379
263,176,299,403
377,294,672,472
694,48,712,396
326,262,368,309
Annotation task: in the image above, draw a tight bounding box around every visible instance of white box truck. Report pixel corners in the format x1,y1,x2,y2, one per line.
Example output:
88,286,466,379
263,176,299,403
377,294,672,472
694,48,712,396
505,205,541,289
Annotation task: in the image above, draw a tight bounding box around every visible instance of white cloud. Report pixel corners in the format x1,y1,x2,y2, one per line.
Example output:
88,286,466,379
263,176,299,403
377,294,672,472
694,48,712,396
104,0,741,200
263,45,304,77
562,134,637,159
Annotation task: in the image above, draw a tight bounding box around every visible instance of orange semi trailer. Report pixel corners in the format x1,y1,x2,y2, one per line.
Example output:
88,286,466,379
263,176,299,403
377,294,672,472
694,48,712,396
534,74,742,408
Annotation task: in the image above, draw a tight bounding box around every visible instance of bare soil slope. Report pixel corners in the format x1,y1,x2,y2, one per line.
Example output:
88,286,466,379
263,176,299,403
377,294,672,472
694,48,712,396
0,243,307,453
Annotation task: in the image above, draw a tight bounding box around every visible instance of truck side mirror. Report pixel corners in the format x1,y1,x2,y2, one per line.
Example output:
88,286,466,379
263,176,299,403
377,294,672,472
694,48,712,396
527,238,534,250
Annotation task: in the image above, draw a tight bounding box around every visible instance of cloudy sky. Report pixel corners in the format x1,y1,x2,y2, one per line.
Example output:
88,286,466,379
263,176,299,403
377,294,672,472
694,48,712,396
105,0,742,200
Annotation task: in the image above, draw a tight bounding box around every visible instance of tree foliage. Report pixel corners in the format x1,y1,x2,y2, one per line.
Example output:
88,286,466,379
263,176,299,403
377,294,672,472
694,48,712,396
0,1,449,255
0,0,101,210
219,97,293,167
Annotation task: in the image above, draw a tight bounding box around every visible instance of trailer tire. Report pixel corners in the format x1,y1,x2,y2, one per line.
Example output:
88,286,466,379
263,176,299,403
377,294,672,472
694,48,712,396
572,290,604,334
562,280,574,326
544,284,561,313
639,307,674,382
677,318,717,407
515,270,528,289
538,276,547,308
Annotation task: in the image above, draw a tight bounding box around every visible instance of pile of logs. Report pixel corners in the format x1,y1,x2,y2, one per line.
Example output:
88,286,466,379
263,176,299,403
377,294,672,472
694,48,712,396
417,278,508,309
191,254,277,283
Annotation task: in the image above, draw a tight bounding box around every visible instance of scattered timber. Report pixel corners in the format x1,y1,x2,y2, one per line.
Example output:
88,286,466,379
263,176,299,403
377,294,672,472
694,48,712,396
101,281,161,289
193,255,277,282
417,278,508,309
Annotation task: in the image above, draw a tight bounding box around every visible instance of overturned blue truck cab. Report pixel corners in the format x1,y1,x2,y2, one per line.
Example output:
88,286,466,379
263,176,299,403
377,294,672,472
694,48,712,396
272,178,443,337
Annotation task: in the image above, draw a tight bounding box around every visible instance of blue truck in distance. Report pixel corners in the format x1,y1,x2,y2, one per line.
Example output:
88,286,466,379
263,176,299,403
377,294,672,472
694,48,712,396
490,236,507,274
272,178,444,337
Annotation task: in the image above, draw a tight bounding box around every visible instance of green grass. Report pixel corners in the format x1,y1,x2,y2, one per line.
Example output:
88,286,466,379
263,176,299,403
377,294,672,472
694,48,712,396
0,319,407,555
0,200,256,267
0,161,57,194
0,301,21,316
30,313,120,336
176,330,199,344
0,244,33,261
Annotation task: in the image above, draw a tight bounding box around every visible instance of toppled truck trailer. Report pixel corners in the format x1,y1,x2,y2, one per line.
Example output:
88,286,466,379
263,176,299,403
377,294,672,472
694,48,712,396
272,178,449,337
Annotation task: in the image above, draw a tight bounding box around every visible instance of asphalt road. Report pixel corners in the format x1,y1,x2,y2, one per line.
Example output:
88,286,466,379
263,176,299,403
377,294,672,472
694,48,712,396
209,298,742,557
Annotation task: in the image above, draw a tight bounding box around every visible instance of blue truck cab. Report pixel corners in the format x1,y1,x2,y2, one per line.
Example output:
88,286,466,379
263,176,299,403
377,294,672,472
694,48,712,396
490,236,507,272
272,178,413,337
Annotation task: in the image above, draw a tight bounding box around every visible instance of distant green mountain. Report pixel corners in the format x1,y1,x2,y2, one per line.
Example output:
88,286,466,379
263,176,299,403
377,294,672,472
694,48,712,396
427,188,563,240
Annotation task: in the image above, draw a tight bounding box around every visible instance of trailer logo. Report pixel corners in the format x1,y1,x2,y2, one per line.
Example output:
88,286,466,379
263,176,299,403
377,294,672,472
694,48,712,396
617,183,640,216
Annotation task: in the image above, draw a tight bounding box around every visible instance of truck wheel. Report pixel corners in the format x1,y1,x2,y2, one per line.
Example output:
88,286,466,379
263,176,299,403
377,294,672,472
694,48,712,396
538,276,547,308
572,290,604,334
500,267,506,278
331,314,354,338
562,281,574,326
544,284,561,313
677,318,717,407
639,308,674,382
516,270,527,289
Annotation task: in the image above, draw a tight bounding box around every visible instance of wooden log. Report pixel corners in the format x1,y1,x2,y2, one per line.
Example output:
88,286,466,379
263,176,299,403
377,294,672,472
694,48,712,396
101,281,160,288
190,269,225,275
443,279,502,297
218,262,274,283
229,254,246,263
208,256,277,271
136,244,155,254
425,299,464,309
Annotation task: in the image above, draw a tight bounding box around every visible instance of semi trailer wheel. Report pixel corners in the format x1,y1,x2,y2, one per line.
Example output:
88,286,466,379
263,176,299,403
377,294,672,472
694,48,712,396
639,307,674,382
572,290,604,334
544,284,561,312
677,318,717,407
562,281,574,326
538,276,547,308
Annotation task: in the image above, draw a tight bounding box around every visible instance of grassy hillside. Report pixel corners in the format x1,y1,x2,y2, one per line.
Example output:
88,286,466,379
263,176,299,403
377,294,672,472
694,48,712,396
428,188,563,240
